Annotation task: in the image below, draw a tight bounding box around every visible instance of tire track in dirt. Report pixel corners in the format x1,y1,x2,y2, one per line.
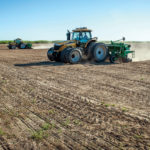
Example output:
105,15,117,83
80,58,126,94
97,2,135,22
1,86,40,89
3,97,114,150
21,79,150,149
0,49,150,149
0,72,143,150
24,66,150,118
20,65,150,99
1,62,150,119
0,137,11,150
27,64,150,96
0,77,103,149
28,90,150,149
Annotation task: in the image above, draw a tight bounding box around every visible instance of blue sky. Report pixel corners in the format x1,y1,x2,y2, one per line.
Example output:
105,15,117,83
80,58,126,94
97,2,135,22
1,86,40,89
0,0,150,41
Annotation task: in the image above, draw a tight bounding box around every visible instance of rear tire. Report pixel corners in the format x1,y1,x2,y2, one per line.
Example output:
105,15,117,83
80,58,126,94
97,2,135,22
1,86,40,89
65,48,82,64
87,42,96,60
92,43,108,62
20,43,26,49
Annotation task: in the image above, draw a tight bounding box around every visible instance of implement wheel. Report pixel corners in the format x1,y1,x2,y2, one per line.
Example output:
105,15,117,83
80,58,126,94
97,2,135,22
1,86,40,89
66,48,82,64
109,55,116,63
92,43,108,62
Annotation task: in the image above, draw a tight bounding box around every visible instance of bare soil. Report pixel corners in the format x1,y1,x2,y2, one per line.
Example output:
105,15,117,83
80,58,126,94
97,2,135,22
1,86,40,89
0,45,150,150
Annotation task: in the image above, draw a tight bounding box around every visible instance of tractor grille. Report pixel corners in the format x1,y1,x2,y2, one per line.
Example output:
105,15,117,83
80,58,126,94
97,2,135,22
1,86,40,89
54,44,62,50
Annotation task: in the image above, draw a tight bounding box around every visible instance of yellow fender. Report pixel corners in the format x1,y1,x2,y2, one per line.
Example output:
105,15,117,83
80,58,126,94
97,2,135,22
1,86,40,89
85,38,97,48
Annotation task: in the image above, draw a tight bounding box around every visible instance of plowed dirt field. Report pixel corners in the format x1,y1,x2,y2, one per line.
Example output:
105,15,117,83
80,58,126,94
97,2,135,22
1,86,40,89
0,45,150,150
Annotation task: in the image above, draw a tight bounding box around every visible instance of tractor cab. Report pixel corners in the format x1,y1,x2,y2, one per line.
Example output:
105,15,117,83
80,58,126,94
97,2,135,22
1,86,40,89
14,38,22,45
67,27,92,43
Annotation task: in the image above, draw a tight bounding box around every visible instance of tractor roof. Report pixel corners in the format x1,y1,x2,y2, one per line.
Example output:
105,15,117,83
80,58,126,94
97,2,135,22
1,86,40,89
72,27,92,32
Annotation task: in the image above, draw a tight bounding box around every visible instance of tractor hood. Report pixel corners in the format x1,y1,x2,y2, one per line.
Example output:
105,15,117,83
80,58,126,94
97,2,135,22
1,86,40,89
54,40,75,46
53,40,76,51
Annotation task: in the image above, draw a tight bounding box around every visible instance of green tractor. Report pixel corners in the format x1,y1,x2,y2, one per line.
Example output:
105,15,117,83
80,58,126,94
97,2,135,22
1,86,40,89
8,38,32,49
47,27,134,64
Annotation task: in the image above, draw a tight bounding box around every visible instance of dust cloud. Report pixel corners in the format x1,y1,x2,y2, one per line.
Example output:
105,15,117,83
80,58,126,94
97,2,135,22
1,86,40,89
131,43,150,62
32,42,150,62
33,43,53,49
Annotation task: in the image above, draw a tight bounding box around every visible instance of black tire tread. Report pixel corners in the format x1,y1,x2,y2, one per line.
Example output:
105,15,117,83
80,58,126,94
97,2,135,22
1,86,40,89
87,42,96,60
47,47,54,61
65,48,82,64
60,48,72,63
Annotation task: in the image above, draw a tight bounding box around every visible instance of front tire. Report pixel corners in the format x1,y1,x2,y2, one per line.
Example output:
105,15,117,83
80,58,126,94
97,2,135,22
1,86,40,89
47,48,54,61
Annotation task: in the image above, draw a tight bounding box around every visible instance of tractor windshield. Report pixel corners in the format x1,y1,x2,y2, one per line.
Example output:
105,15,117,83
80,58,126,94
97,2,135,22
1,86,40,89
72,32,92,41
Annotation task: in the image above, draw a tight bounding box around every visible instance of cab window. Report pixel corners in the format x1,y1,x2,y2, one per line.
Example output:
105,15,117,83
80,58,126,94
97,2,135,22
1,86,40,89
81,32,91,40
72,32,80,40
72,32,92,40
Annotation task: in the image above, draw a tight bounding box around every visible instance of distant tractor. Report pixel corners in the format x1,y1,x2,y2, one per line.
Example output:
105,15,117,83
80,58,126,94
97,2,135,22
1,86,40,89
8,38,32,49
47,27,134,64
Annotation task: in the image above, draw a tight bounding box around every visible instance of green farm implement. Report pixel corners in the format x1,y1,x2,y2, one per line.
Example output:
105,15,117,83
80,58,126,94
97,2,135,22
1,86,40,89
8,38,32,50
107,37,135,63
